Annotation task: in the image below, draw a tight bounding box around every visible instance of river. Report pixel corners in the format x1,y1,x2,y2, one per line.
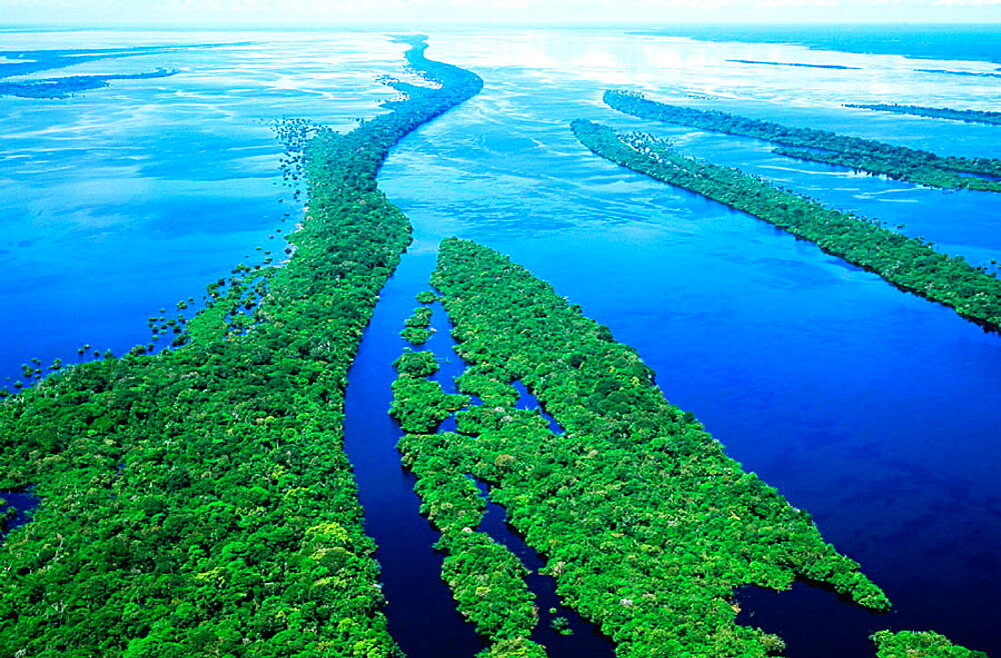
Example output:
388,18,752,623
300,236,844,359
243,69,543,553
2,26,999,656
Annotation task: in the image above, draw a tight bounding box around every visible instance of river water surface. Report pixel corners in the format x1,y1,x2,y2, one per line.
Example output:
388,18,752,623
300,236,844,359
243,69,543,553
2,26,999,657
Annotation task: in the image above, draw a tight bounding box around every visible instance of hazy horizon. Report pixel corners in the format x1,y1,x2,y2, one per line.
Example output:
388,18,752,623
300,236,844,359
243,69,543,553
2,0,1000,29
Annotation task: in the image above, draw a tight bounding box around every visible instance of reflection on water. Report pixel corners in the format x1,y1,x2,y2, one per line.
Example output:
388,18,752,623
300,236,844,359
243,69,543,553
2,26,1000,656
0,30,410,384
0,491,39,542
381,28,1001,656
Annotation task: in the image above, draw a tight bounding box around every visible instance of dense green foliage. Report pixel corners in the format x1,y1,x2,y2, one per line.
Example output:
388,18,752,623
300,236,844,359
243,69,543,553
845,103,1001,126
872,630,987,658
0,38,482,657
477,638,548,658
428,238,890,657
416,291,439,304
604,90,1001,191
571,119,1001,331
400,304,434,345
391,349,543,655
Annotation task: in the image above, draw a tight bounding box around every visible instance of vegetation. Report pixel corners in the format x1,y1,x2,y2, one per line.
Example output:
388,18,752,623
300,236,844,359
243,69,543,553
424,237,891,657
916,68,1001,80
0,37,482,657
872,630,987,658
571,119,1001,331
391,348,545,656
0,69,177,99
845,103,1001,126
401,304,434,345
416,290,439,304
604,90,1001,192
727,59,860,70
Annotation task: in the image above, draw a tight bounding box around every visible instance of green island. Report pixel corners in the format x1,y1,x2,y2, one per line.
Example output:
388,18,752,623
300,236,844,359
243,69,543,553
400,303,434,345
727,59,861,70
916,68,1001,80
603,90,1001,192
571,119,1001,332
399,236,892,658
872,630,987,658
0,69,177,99
391,333,547,658
845,103,1001,127
0,37,481,657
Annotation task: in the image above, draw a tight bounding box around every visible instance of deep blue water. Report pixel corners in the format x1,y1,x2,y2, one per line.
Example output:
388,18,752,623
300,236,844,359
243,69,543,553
342,251,482,657
378,28,1001,656
2,26,1000,657
640,24,1001,65
348,286,615,656
0,492,39,540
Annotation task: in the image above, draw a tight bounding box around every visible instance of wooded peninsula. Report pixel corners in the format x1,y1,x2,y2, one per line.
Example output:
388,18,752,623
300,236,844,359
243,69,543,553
0,37,482,657
604,90,1001,192
845,103,1001,126
0,36,990,658
571,118,1001,332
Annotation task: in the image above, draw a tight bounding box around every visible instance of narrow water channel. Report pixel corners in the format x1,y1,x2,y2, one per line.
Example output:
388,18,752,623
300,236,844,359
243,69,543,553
342,249,480,657
0,491,38,543
475,480,616,658
344,247,618,656
422,295,616,657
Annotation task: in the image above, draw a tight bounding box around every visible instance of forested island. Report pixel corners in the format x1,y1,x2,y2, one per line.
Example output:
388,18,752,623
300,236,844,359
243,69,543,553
392,328,546,658
0,37,481,656
845,103,1001,126
0,31,993,658
727,59,861,70
915,68,1001,80
873,631,986,658
604,90,1001,192
572,119,1001,331
0,69,177,98
386,238,987,657
391,237,893,657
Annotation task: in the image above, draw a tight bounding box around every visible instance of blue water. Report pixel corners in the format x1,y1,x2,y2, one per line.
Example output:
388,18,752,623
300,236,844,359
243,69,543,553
342,251,482,657
380,28,1001,656
2,26,1000,657
639,24,1001,65
0,491,39,541
389,296,615,655
0,29,412,384
475,481,615,657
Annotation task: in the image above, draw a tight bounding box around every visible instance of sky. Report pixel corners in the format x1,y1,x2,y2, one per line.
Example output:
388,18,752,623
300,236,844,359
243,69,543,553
1,0,1000,27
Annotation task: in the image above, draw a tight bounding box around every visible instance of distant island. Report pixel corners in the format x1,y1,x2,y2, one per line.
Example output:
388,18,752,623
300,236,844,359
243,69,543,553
916,68,1001,79
0,69,177,99
846,103,1001,126
604,90,1001,192
572,118,1001,332
728,59,860,70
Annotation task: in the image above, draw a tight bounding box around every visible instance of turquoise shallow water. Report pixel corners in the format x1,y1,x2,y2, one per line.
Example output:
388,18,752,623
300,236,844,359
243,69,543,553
2,26,1000,656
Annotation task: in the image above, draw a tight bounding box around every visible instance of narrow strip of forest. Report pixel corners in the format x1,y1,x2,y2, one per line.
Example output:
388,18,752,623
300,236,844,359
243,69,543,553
391,303,548,658
604,90,1001,192
571,119,1001,332
872,631,986,658
417,237,892,658
0,37,481,657
844,103,1001,127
